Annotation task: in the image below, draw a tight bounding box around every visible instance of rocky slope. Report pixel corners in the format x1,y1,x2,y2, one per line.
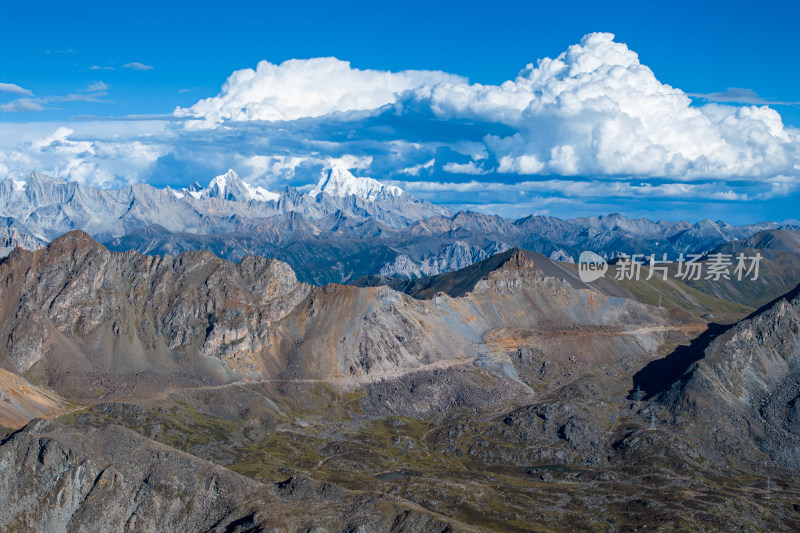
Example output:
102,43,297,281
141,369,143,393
0,368,68,429
0,419,465,532
377,241,510,278
662,283,800,469
272,256,674,383
0,231,681,401
2,234,800,530
105,213,798,286
0,231,311,401
679,229,800,308
354,247,753,323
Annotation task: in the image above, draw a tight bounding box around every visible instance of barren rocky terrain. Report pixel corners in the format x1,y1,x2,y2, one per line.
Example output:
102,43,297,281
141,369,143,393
1,231,799,531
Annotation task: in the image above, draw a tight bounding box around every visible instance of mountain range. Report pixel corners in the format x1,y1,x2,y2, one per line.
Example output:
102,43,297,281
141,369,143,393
3,169,800,530
1,231,799,530
2,169,797,284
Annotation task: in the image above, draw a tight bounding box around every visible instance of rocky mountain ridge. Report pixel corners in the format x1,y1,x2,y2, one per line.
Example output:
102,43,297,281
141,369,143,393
662,284,800,469
2,171,797,286
0,231,681,402
1,232,800,530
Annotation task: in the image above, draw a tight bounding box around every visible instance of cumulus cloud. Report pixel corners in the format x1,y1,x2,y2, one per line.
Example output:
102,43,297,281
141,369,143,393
176,57,465,124
235,154,312,187
417,32,800,180
173,33,800,183
2,33,799,221
0,83,33,96
124,62,154,70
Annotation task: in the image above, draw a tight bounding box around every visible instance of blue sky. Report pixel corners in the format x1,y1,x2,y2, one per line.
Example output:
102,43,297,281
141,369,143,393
1,0,799,223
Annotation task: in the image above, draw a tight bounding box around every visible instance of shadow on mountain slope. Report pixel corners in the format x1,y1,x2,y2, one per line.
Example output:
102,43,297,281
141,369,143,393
633,281,800,399
632,322,731,400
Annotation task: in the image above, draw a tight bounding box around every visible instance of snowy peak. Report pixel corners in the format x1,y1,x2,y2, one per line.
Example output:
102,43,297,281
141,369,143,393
206,169,239,199
203,169,279,203
310,165,404,202
241,181,281,203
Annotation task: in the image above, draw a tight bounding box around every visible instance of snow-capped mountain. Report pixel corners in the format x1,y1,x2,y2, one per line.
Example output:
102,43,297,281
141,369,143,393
0,168,447,247
170,170,280,203
205,169,281,202
310,165,403,201
2,170,798,286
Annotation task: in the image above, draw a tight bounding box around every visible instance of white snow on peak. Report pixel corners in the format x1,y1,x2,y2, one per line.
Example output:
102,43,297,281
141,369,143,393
241,180,280,202
310,165,403,201
11,179,27,192
205,169,279,202
207,169,236,198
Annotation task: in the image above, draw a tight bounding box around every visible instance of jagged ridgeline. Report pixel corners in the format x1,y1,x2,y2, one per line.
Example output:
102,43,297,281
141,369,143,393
2,171,800,530
0,232,799,529
2,169,798,286
1,231,691,404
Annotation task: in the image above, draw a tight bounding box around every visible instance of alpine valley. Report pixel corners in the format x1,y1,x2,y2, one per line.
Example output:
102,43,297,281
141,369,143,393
1,169,800,531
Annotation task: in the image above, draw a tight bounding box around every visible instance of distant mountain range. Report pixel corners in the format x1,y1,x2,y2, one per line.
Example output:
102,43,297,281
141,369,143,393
2,169,798,284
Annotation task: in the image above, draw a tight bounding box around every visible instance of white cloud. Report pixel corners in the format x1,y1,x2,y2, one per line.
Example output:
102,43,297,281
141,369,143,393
85,81,109,92
235,154,311,187
1,33,799,221
418,32,800,180
56,92,110,103
0,99,44,112
124,62,154,71
0,123,168,188
401,178,752,201
89,65,114,70
174,33,799,182
326,154,373,171
442,161,487,175
176,57,465,125
0,83,33,96
0,80,112,112
398,159,435,176
688,87,800,106
498,154,544,174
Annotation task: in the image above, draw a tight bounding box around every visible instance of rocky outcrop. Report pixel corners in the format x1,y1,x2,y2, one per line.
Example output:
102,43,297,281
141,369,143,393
378,241,509,278
275,249,675,380
663,284,800,468
0,420,466,532
0,231,310,400
0,234,676,403
0,224,45,257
